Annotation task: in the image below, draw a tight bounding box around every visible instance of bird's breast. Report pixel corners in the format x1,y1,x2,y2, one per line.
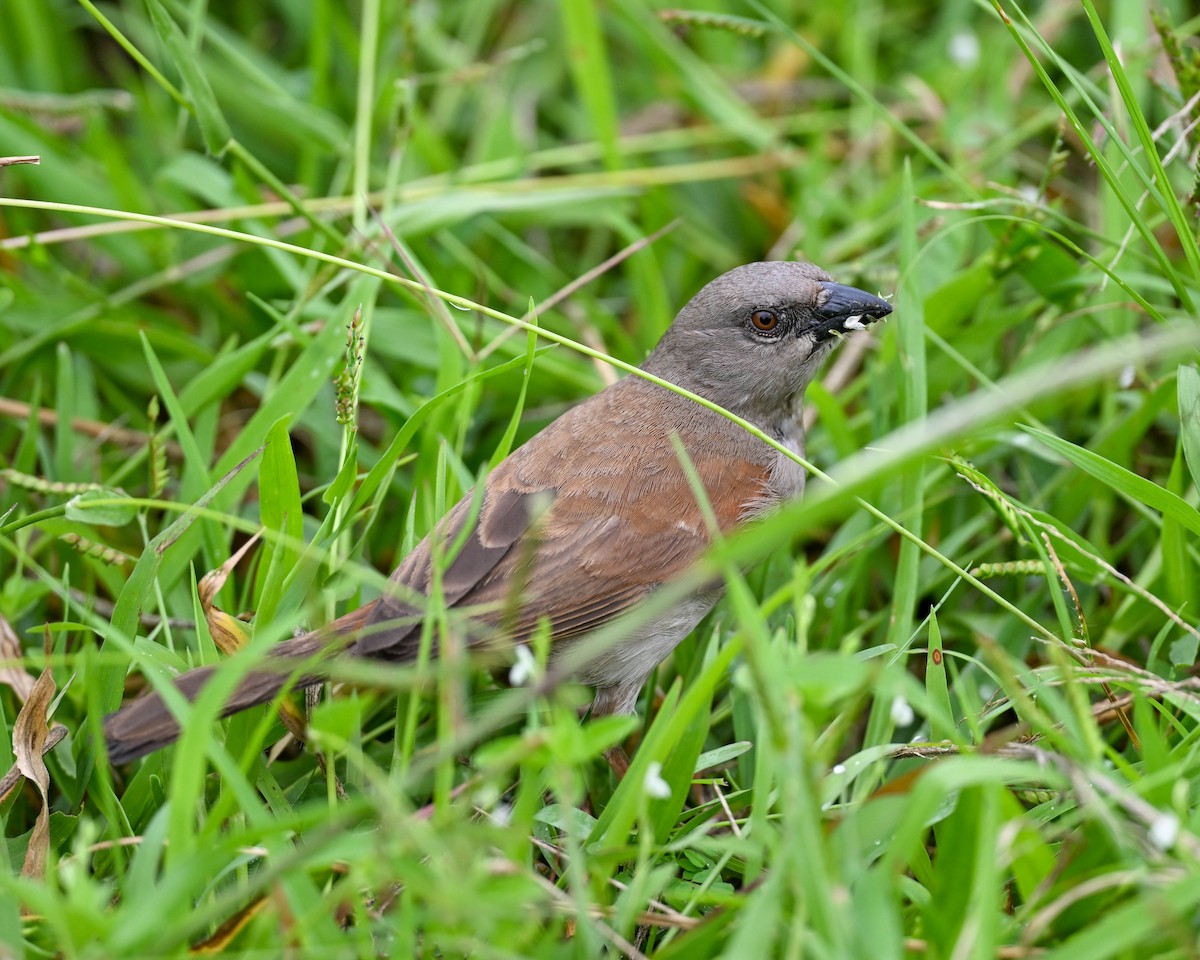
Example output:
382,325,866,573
763,417,807,505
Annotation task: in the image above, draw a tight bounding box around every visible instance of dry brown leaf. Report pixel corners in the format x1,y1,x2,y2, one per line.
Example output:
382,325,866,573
0,615,35,702
13,666,56,879
0,725,67,803
198,531,261,655
196,533,318,763
189,893,269,953
277,698,308,744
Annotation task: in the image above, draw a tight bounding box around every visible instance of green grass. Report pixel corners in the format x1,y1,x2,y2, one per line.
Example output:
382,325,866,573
3,0,1200,956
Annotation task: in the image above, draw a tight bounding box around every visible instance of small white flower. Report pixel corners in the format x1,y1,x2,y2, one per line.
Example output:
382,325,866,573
489,803,513,827
842,315,866,331
890,696,915,727
508,644,537,686
1118,365,1136,389
643,761,672,799
1017,184,1041,205
1149,813,1180,851
947,30,980,67
831,763,846,776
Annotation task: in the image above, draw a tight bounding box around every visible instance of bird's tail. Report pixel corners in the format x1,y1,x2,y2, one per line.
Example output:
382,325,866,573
103,604,374,764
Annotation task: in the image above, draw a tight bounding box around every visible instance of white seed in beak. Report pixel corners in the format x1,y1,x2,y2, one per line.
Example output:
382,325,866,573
843,314,866,331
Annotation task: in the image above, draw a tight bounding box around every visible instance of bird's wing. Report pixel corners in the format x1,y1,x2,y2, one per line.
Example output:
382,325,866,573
103,381,775,764
356,379,771,659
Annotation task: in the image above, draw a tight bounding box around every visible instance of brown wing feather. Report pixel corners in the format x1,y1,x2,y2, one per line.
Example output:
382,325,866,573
357,376,772,656
104,376,775,763
353,483,545,659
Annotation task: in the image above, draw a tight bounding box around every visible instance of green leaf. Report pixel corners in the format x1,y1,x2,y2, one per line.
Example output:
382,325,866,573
1025,508,1107,583
256,417,303,625
588,636,740,850
178,329,277,417
870,159,927,758
1038,873,1200,960
145,0,231,153
534,804,598,837
54,343,75,481
1178,365,1200,493
694,740,753,773
322,441,359,506
64,489,136,526
308,695,364,745
345,347,555,521
210,310,346,493
558,0,620,169
1021,425,1200,537
1169,635,1198,668
925,612,953,743
582,713,639,757
791,652,872,707
97,448,262,715
821,744,900,807
489,302,538,467
141,333,212,496
1162,444,1197,613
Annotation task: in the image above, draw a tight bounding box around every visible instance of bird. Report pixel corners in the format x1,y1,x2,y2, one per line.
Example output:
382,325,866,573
104,260,893,764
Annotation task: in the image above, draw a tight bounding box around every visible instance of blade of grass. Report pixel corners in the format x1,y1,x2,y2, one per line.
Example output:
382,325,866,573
994,1,1197,310
1178,365,1200,492
144,0,231,153
255,417,303,626
1080,0,1200,283
1021,425,1200,538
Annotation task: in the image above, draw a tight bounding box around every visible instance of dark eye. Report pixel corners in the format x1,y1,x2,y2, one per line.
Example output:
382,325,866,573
750,309,780,333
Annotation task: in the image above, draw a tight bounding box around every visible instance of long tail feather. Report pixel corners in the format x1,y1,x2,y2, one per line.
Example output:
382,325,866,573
104,604,375,764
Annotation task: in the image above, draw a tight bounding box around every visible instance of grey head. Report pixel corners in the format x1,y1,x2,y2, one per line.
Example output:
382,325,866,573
642,261,892,427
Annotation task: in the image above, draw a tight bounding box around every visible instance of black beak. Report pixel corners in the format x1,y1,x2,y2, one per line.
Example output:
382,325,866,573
812,282,893,340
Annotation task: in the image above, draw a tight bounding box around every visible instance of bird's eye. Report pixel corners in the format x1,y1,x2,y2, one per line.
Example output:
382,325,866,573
750,309,780,333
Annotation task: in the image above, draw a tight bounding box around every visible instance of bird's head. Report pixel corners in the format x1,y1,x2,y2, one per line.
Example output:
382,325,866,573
643,260,893,426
